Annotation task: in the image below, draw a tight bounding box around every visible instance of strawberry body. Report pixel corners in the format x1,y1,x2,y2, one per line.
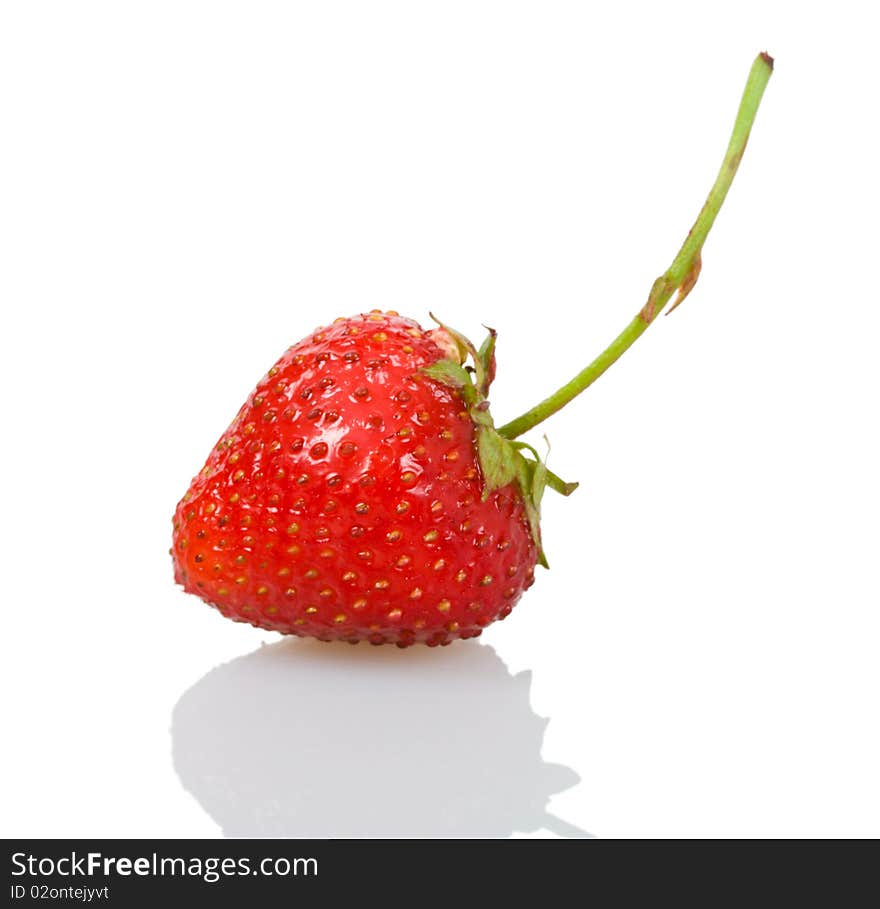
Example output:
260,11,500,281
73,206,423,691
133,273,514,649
172,312,537,646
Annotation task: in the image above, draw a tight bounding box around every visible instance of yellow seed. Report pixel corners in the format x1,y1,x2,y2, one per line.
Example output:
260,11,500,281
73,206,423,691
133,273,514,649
480,575,493,586
433,559,446,571
386,530,402,543
304,568,318,579
409,587,423,599
305,606,318,615
401,471,417,485
286,523,300,535
235,576,247,585
217,587,229,596
319,588,333,598
353,598,368,611
372,332,388,342
286,544,301,555
334,614,347,624
414,618,426,629
402,345,414,354
319,548,335,559
294,618,305,625
342,571,356,582
233,470,245,482
396,555,411,567
430,500,443,513
228,493,240,503
229,452,241,464
284,588,297,598
439,429,453,440
256,586,268,596
266,606,279,616
455,569,467,583
374,579,390,590
387,609,403,621
444,450,459,462
437,599,451,613
446,621,460,632
278,567,291,577
423,530,438,543
396,501,410,514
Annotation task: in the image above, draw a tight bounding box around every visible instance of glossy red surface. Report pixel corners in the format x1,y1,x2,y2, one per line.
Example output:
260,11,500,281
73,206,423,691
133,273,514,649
172,312,536,645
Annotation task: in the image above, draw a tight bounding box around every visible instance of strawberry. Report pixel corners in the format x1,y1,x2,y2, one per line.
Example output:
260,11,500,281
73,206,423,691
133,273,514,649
172,53,773,646
172,312,562,646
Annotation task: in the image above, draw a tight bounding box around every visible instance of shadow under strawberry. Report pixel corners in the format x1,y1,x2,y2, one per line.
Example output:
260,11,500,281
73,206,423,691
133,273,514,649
171,639,589,838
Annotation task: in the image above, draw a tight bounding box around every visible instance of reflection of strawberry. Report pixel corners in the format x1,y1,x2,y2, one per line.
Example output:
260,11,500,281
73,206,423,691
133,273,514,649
171,56,772,645
172,640,586,837
172,313,570,646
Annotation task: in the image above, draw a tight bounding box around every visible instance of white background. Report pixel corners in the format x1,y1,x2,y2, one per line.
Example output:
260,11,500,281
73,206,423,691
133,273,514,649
2,1,878,838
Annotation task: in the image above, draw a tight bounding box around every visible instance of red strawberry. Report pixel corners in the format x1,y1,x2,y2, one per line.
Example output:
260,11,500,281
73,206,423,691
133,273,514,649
172,312,558,646
172,54,772,646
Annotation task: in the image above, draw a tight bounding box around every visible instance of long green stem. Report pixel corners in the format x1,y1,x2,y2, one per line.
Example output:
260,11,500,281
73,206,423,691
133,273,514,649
497,52,774,441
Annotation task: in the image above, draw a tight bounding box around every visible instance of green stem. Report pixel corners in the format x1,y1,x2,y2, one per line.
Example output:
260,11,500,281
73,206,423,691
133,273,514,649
497,52,774,441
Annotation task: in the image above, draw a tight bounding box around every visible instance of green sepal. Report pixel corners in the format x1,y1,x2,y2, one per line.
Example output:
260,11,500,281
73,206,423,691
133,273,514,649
421,319,578,569
476,426,519,499
430,314,499,396
428,313,478,367
476,327,497,395
421,359,472,390
511,440,579,497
